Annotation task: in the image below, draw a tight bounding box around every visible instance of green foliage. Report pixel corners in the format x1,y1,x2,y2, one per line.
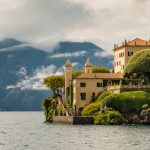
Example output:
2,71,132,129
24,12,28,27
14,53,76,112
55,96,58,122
101,91,150,113
72,67,110,79
42,97,56,122
96,91,112,102
140,108,150,121
142,104,149,110
57,105,63,112
124,49,150,81
92,66,110,73
82,91,112,116
94,109,123,125
82,101,101,116
72,70,84,79
64,99,74,115
44,75,64,95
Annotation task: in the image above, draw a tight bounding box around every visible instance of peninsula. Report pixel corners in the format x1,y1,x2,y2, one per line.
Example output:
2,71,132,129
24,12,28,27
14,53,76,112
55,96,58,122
42,38,150,125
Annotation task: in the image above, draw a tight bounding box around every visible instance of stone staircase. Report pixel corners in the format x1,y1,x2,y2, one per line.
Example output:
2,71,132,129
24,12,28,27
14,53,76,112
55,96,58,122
57,97,72,117
53,97,94,125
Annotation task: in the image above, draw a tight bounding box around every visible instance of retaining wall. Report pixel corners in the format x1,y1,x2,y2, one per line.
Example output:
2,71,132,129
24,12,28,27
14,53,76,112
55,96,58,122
53,116,94,125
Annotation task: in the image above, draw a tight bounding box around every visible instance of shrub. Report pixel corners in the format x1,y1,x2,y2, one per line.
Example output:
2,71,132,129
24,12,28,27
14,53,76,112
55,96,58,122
92,66,110,73
142,104,149,110
96,91,112,102
140,108,150,121
123,49,150,81
94,109,123,125
42,97,56,122
82,101,101,116
82,91,112,116
101,91,150,113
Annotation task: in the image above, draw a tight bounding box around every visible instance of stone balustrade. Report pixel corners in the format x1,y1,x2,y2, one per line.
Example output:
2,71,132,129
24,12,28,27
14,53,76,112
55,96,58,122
107,84,150,90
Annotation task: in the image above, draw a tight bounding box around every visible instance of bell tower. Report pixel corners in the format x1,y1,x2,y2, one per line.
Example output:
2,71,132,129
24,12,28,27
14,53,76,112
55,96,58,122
85,58,92,73
64,58,72,99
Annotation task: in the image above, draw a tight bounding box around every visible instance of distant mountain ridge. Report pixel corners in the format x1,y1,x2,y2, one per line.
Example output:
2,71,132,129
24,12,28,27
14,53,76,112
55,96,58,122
54,41,104,53
0,38,113,111
0,38,22,49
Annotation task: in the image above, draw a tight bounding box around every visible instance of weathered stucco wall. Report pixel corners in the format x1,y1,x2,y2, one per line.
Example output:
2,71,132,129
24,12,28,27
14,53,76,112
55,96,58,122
73,79,104,110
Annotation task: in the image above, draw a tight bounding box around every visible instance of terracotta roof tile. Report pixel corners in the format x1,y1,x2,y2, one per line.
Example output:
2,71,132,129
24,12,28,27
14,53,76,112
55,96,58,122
128,38,150,46
114,38,150,51
76,73,124,79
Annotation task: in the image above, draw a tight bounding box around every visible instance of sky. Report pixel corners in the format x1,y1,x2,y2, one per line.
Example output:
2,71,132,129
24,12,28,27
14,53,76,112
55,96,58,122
0,0,150,53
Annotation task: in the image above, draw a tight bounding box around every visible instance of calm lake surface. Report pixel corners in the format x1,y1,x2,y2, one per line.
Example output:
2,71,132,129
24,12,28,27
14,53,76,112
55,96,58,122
0,112,150,150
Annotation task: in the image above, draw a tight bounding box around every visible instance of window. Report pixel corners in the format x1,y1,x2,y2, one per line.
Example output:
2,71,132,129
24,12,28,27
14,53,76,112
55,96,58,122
97,82,103,87
119,61,121,65
80,82,86,87
92,93,95,97
128,52,133,56
80,93,86,100
123,65,124,69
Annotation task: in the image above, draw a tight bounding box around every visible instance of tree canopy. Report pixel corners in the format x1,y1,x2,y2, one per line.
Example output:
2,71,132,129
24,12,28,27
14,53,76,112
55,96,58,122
72,70,84,79
124,49,150,82
44,75,64,95
92,66,110,73
44,66,110,95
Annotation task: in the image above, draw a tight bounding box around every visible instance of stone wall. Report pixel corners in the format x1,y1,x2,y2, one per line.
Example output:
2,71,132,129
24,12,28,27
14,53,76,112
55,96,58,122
53,116,94,125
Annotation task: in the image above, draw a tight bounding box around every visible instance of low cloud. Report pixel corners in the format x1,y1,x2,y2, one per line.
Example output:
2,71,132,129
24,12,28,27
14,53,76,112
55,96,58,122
0,43,29,52
50,51,87,58
94,51,113,57
72,62,79,67
6,65,63,90
17,67,27,77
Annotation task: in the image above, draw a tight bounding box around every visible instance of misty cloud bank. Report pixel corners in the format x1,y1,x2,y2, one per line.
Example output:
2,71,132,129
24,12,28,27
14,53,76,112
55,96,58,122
6,62,79,90
6,65,63,90
0,0,149,52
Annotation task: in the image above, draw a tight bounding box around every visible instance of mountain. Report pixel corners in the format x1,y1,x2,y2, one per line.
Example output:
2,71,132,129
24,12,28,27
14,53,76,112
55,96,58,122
0,38,113,111
0,38,22,49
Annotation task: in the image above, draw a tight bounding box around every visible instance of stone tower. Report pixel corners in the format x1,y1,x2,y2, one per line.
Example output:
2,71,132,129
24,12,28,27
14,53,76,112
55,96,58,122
85,58,92,73
64,58,72,99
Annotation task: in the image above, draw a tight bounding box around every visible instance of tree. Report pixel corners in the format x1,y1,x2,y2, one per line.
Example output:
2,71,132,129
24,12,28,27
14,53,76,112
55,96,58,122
42,97,56,122
44,67,110,95
124,49,150,82
72,70,84,79
72,67,110,78
92,66,110,73
44,75,64,95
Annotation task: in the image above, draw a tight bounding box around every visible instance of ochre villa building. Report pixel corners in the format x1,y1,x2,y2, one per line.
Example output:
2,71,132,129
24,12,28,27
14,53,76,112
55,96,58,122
64,38,150,113
114,38,150,73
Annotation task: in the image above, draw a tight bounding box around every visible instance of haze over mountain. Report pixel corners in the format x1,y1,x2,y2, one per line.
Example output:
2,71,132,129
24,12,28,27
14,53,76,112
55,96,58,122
0,38,113,111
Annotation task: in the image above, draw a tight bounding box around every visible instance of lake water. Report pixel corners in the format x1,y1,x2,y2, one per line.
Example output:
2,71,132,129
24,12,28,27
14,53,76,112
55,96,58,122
0,112,150,150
